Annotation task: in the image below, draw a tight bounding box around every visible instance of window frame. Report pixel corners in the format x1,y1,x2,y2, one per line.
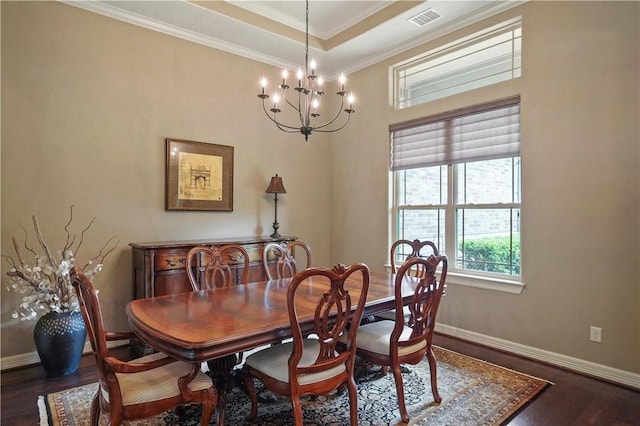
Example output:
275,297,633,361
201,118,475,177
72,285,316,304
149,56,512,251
390,100,524,294
393,17,522,110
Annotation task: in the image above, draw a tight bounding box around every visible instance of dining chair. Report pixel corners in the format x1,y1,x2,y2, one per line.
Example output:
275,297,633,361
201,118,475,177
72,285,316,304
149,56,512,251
262,240,312,280
70,267,217,426
352,254,447,423
390,239,439,276
185,244,250,423
376,239,440,322
186,244,250,290
242,263,370,425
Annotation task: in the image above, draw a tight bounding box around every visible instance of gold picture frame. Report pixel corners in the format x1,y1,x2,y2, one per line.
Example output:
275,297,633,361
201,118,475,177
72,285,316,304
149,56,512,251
165,138,234,211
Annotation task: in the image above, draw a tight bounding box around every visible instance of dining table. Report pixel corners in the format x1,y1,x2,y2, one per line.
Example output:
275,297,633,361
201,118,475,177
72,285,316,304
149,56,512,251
126,269,419,425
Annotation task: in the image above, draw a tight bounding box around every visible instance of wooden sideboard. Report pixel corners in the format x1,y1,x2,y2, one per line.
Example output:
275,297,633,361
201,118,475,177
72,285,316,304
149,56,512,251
129,236,297,355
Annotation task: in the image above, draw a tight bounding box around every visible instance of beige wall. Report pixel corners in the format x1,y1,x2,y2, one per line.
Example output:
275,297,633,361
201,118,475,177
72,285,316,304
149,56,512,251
1,1,331,357
2,1,639,377
330,1,640,373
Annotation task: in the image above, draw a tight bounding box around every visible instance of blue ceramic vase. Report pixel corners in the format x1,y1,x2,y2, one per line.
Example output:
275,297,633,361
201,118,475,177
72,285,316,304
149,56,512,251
33,311,87,377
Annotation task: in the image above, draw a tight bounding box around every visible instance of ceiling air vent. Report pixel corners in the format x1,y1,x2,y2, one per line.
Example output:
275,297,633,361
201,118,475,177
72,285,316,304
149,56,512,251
408,8,441,27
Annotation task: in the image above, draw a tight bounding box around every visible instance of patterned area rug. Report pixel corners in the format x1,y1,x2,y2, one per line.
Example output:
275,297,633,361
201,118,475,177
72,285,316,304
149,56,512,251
39,347,551,425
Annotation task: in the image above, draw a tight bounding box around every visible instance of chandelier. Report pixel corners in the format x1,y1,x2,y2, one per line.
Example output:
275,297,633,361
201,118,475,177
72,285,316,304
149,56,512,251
258,0,355,141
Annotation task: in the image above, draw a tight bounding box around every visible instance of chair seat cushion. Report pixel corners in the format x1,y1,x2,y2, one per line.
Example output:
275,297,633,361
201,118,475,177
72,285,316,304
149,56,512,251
107,352,214,406
245,339,346,385
354,320,427,357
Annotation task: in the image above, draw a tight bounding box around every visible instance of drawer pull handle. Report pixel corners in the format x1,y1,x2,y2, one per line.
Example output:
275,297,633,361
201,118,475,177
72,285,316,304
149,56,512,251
166,257,186,267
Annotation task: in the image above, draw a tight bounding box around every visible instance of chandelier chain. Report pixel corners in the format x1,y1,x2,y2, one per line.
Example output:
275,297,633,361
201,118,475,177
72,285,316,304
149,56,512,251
305,0,309,78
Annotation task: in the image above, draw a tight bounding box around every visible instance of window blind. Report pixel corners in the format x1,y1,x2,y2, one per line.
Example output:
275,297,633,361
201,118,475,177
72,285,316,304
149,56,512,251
390,97,520,171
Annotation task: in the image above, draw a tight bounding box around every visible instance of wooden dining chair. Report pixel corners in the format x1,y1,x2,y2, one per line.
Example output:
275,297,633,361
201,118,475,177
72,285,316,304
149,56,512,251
376,239,440,322
262,240,312,280
352,254,447,423
242,263,370,425
70,267,217,426
390,239,439,276
186,244,250,290
185,244,250,424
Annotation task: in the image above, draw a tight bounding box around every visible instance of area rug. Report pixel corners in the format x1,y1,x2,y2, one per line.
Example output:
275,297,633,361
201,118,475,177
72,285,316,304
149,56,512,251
39,346,551,426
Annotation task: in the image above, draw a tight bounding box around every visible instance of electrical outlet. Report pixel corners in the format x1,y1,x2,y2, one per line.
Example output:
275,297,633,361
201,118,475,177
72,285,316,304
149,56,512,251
590,326,602,343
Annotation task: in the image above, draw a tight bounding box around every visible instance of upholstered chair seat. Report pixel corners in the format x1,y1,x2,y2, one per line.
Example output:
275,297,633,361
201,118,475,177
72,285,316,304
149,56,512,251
342,320,427,357
107,352,214,405
245,339,345,385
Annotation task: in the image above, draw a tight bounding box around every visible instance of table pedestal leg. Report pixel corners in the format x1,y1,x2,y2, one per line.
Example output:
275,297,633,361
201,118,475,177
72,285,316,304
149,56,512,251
207,354,240,426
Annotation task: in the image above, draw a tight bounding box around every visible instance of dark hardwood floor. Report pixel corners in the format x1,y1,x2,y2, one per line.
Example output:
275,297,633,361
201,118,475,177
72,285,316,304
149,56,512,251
1,334,638,425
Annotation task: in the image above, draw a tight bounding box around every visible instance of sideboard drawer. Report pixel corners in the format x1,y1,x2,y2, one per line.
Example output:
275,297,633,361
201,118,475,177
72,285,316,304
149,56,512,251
154,251,188,271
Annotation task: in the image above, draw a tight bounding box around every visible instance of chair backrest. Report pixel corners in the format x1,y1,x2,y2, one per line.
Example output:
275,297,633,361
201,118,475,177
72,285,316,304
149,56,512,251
70,267,112,389
263,240,312,280
390,239,439,277
287,263,369,388
186,244,250,290
392,255,447,351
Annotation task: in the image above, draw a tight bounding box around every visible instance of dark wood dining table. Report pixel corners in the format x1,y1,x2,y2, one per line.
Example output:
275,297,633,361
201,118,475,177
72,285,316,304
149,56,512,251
125,270,418,424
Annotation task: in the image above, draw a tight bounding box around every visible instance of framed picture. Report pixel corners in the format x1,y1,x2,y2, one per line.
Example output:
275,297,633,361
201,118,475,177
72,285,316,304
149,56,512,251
165,138,234,211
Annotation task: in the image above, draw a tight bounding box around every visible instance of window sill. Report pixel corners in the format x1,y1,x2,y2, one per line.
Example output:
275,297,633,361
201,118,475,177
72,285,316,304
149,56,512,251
446,272,524,294
384,264,524,294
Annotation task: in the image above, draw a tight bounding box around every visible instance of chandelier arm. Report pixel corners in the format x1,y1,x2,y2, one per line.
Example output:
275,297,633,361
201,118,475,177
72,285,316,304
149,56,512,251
261,102,301,131
312,113,352,133
280,85,302,114
312,96,346,130
275,122,303,133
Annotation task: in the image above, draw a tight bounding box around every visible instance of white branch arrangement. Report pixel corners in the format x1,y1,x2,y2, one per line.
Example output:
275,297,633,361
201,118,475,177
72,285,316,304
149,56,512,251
3,205,119,321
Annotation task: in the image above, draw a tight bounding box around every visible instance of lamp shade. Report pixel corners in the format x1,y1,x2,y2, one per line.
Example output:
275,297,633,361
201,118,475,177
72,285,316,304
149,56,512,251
265,174,287,194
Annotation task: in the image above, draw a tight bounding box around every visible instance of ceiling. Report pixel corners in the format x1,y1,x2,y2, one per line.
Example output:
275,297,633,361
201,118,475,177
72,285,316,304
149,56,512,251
65,0,523,80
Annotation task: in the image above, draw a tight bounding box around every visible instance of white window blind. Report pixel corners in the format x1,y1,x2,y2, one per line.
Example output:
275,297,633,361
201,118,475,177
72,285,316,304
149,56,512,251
390,97,520,171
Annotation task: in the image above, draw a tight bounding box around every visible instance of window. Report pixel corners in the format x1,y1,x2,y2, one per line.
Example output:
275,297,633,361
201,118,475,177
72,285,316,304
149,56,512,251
393,18,521,109
391,97,521,284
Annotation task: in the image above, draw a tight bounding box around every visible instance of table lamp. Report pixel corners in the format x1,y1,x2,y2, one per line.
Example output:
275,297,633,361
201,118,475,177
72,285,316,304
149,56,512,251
265,174,287,238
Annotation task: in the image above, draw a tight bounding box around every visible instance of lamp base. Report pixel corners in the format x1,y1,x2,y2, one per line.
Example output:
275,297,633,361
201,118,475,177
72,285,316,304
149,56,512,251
270,221,281,239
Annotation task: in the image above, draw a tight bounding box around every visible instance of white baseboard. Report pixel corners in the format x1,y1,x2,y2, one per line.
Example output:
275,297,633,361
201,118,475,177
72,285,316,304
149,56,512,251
0,340,128,372
436,323,640,390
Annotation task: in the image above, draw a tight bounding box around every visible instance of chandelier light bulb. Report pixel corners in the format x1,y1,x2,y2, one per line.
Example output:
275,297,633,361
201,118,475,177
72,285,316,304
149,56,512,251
297,67,304,81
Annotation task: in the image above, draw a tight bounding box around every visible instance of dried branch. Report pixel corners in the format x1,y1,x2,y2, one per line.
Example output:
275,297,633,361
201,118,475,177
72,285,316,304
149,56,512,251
63,205,76,253
75,216,96,259
33,216,57,268
21,224,37,258
7,269,56,296
2,254,17,270
12,237,26,267
80,236,120,271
